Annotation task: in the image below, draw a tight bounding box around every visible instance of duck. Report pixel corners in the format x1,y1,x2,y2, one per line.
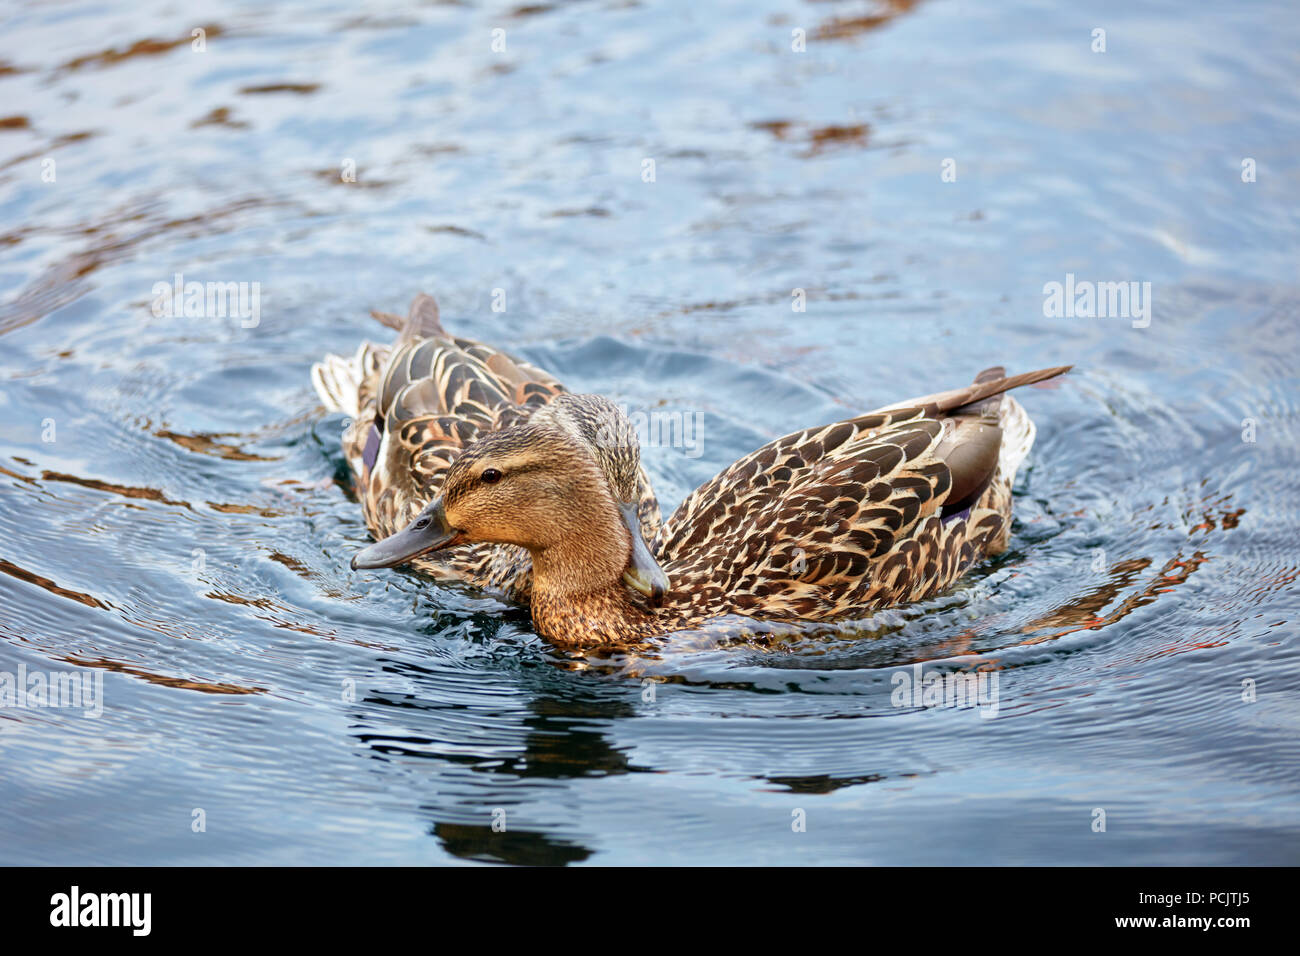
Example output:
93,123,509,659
312,293,668,605
347,343,1072,648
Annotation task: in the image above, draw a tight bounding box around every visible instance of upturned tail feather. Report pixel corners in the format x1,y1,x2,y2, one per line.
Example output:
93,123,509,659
959,365,1061,489
906,364,1073,416
312,293,451,415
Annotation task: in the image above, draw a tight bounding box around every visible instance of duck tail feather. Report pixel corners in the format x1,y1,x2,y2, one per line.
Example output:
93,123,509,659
878,365,1071,416
398,292,447,346
926,364,1072,416
955,366,1008,421
370,292,448,345
370,308,404,331
311,343,374,419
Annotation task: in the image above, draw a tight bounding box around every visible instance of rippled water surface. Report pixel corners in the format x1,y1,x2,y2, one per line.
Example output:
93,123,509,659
2,0,1298,864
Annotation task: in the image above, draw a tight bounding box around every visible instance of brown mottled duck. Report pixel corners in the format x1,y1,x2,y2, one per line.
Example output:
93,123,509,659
333,311,1070,647
312,293,667,605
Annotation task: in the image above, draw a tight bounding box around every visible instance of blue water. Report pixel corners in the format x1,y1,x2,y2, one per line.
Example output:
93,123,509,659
1,0,1297,864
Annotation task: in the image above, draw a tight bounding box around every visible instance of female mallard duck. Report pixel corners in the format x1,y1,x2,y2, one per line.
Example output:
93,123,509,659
348,353,1071,648
312,293,667,605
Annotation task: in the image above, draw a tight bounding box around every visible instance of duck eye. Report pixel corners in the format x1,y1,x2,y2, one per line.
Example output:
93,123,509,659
480,468,503,485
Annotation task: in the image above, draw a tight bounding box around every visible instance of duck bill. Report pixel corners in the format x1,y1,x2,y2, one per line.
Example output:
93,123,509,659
351,498,461,570
618,502,669,605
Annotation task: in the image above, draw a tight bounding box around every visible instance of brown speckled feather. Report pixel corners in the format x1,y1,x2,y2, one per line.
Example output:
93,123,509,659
323,318,1070,649
315,294,662,603
584,411,955,637
530,365,1070,647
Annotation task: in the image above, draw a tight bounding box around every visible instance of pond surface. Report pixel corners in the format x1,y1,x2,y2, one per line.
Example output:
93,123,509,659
1,0,1298,864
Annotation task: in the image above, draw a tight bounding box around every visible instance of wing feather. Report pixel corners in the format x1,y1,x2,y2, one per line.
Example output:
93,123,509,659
655,413,954,619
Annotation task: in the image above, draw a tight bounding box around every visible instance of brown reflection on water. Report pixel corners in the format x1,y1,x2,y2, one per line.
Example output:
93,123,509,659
1017,551,1210,646
750,119,872,157
19,462,297,520
810,0,923,41
0,558,111,610
508,3,559,19
58,27,225,73
805,123,870,156
190,107,249,130
203,589,338,637
152,428,281,462
431,821,591,866
39,470,192,509
59,653,264,695
763,771,888,794
238,82,321,95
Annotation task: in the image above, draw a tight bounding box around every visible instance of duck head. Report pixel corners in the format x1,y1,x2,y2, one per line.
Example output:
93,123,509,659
351,395,669,603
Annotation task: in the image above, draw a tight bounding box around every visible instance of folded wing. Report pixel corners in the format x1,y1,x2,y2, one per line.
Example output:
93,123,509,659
653,365,1070,623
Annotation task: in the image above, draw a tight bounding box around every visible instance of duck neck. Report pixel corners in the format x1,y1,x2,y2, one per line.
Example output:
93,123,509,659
527,507,656,647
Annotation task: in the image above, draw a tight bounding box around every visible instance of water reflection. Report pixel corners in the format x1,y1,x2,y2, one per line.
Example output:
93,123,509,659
430,822,592,866
809,0,923,42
